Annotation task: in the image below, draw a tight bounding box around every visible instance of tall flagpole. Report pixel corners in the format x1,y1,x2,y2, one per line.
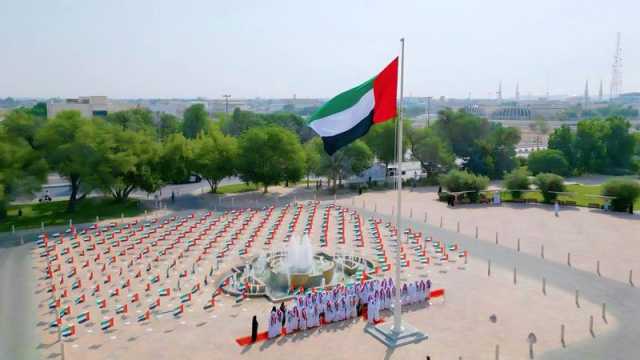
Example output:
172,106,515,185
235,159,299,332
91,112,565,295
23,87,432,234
366,37,427,348
392,37,406,334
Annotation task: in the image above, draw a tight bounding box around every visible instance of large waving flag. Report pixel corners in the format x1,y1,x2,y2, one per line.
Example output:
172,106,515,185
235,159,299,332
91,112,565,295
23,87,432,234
308,58,398,155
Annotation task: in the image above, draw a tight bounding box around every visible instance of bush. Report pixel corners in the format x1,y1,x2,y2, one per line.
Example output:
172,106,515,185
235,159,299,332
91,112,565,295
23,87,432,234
439,170,489,203
503,168,531,199
534,173,565,203
602,179,640,212
527,149,570,176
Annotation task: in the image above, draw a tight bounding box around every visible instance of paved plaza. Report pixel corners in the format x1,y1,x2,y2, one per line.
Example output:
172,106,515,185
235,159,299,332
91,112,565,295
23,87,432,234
1,186,638,359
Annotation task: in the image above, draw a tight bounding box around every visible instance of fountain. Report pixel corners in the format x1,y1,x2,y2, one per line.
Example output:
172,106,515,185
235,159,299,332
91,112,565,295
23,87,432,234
222,234,376,302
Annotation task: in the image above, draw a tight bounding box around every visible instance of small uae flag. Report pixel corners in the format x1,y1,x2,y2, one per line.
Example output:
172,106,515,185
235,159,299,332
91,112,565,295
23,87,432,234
137,310,150,322
149,274,160,284
97,298,107,309
100,317,115,331
74,294,86,304
61,324,76,337
307,58,398,155
179,293,191,303
130,293,140,303
48,298,61,310
115,303,128,315
148,298,160,310
59,305,71,318
77,311,90,324
158,288,170,297
49,317,62,328
172,304,184,317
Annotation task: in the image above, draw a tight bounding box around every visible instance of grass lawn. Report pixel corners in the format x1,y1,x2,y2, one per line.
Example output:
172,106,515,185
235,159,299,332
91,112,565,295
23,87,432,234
0,197,143,233
216,183,258,194
500,184,640,208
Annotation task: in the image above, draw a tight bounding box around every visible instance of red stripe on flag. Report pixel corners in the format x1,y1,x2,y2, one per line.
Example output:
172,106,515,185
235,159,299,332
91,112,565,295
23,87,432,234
372,57,398,123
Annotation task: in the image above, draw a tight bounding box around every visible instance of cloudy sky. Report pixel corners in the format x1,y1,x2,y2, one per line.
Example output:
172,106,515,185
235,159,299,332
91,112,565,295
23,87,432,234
1,0,638,99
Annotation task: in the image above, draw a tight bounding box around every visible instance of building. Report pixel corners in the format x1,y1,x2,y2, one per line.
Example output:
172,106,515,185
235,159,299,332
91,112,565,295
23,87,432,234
46,96,138,118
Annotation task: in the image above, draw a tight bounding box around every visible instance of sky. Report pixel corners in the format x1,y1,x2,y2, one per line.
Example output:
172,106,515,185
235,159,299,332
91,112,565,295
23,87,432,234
1,0,638,100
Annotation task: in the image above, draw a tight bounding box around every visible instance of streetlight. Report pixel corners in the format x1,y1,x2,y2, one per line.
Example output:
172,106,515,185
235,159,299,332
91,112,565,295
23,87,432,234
425,96,432,127
222,94,231,113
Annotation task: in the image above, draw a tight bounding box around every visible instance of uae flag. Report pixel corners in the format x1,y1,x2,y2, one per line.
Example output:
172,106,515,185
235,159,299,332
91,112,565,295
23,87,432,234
308,58,398,155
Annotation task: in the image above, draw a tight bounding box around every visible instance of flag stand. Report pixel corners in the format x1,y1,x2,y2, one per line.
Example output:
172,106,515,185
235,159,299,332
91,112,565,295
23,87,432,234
366,37,428,348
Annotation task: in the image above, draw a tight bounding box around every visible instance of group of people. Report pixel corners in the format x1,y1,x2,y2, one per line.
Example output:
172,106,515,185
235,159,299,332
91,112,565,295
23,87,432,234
262,277,432,340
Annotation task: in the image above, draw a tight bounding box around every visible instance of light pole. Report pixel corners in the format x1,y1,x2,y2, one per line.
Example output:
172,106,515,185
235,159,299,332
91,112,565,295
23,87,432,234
426,96,432,127
222,94,231,113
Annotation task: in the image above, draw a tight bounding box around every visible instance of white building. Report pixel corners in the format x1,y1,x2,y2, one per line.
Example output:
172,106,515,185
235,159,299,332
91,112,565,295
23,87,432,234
46,96,137,118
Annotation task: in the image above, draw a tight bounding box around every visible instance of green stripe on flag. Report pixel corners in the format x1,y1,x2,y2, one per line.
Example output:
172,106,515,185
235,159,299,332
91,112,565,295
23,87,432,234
308,78,373,122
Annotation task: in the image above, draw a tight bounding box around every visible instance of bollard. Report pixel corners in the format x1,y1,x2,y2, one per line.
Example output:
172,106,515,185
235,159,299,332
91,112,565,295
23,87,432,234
488,260,492,277
374,203,377,213
630,270,635,287
517,238,520,252
11,225,15,234
589,315,595,337
424,212,427,223
575,290,580,308
96,216,99,223
495,344,500,360
475,226,478,239
542,277,547,295
541,245,545,259
439,216,443,228
352,198,355,205
392,206,394,216
457,221,460,233
561,324,566,347
41,221,44,231
513,267,517,285
69,219,72,227
410,208,413,218
567,252,571,267
596,260,601,276
602,303,607,323
495,232,499,245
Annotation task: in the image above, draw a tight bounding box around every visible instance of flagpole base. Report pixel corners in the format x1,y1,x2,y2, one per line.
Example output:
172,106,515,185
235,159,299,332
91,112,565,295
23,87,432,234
365,321,427,348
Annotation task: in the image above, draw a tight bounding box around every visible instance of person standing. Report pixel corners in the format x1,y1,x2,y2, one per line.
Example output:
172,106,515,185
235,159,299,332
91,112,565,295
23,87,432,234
251,316,258,343
279,302,286,327
554,201,559,217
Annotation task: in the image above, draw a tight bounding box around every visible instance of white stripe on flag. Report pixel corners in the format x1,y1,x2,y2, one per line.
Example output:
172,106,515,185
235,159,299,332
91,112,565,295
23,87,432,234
309,89,375,137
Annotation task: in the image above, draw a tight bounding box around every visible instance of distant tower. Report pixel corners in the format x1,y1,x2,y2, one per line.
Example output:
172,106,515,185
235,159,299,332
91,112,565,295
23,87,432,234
497,81,503,101
598,80,604,101
610,32,623,99
515,82,520,101
584,80,590,109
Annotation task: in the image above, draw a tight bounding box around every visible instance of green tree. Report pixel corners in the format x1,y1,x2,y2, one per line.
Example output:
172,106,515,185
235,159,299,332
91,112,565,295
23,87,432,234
409,127,455,175
502,168,531,199
527,149,570,176
36,111,102,212
602,117,635,170
106,108,155,134
236,126,305,192
602,179,640,213
434,108,491,158
362,119,411,184
548,125,576,170
0,127,48,218
183,104,210,139
315,139,373,193
303,138,322,188
192,128,237,193
574,119,608,172
93,125,162,201
158,134,195,184
2,109,46,149
534,173,565,203
439,169,489,202
158,113,182,141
